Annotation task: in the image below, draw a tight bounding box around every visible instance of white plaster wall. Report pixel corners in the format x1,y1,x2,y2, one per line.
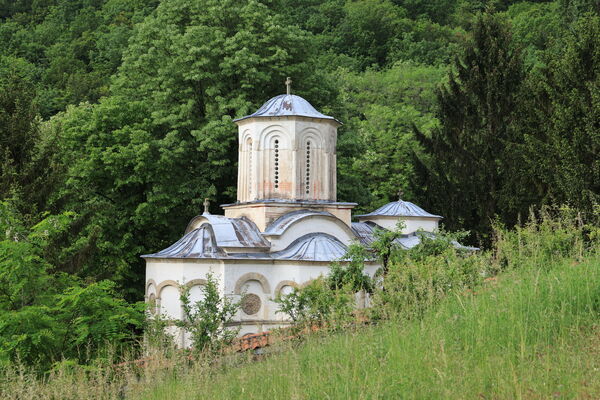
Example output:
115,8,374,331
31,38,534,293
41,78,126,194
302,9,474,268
360,216,439,234
146,257,380,346
188,284,205,305
222,260,379,325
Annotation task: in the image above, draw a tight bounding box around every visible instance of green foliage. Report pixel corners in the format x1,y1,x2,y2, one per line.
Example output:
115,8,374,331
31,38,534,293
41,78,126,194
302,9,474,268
0,203,142,369
517,14,600,213
0,0,158,117
274,278,354,327
328,244,373,293
559,0,600,21
334,63,444,210
373,238,484,320
415,11,525,244
178,273,239,353
504,1,563,67
492,206,598,272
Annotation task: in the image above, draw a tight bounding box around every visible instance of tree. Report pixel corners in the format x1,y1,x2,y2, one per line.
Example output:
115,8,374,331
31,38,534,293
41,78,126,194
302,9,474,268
415,11,525,244
559,0,600,22
53,0,334,297
0,202,142,369
517,15,600,214
0,64,38,204
334,63,444,212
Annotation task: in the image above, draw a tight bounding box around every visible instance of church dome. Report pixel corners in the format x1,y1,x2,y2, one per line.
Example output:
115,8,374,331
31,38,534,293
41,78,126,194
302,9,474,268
271,233,348,261
356,199,442,219
234,94,340,124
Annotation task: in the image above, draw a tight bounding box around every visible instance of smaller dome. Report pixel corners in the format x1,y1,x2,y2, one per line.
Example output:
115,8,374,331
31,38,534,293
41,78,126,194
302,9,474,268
356,199,442,219
271,233,348,261
234,94,341,124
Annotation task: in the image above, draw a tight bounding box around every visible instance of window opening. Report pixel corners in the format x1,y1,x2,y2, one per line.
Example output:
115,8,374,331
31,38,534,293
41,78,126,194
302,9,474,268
274,139,279,189
305,141,311,195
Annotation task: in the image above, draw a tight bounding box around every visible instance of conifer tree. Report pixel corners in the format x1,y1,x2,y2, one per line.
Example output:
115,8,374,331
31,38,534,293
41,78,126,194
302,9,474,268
415,11,524,243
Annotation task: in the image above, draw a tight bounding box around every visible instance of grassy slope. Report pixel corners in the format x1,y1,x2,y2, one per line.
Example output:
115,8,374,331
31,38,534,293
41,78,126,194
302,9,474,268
141,256,600,399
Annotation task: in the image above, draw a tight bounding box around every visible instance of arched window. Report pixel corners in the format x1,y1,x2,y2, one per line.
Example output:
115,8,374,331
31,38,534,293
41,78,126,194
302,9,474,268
274,139,280,189
305,141,311,195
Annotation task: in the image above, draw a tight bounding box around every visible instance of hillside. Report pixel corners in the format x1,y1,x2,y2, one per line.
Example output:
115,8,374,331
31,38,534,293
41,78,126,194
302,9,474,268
141,255,600,399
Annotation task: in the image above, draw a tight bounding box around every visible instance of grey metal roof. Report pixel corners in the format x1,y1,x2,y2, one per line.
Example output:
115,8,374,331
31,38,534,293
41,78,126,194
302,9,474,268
395,234,422,250
185,214,270,249
233,94,341,124
264,210,337,236
351,221,382,246
396,231,479,251
269,233,348,261
351,221,423,249
143,226,226,259
144,231,351,262
356,200,442,219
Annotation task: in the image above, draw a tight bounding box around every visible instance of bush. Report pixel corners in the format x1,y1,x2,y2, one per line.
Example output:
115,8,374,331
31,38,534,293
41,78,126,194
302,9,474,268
178,272,239,353
0,203,143,370
492,206,599,273
274,278,354,329
371,231,486,321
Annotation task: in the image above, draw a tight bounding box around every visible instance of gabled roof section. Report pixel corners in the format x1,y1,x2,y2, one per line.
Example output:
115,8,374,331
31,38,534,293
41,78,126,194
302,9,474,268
356,200,442,219
185,214,270,249
270,233,348,262
142,226,226,259
233,94,341,124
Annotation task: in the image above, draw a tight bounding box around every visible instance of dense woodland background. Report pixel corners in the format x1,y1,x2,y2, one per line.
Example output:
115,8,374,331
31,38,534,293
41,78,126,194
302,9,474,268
0,0,599,368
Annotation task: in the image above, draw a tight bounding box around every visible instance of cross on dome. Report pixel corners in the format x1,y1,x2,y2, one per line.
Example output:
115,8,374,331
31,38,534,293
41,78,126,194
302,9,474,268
285,77,292,95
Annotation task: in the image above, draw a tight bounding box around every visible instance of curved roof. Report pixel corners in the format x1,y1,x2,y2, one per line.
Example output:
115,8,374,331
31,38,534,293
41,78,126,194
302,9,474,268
143,226,225,259
143,231,353,261
351,221,382,246
185,214,270,249
234,94,340,124
270,233,348,261
264,209,339,236
356,200,442,219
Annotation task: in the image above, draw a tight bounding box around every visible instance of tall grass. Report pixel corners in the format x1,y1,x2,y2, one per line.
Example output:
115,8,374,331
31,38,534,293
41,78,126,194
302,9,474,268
139,255,600,399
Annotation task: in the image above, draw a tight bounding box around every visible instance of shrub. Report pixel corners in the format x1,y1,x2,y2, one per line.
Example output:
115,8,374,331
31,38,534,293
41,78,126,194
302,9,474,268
371,231,486,321
0,203,143,370
328,243,374,293
274,278,354,329
178,273,239,353
492,205,599,272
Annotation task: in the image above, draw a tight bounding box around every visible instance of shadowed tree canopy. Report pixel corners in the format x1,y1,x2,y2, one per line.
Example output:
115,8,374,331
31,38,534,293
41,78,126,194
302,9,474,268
517,14,600,212
414,12,525,244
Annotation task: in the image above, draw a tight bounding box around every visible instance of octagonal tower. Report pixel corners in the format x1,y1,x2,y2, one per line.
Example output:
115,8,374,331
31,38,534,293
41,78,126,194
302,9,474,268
222,84,356,230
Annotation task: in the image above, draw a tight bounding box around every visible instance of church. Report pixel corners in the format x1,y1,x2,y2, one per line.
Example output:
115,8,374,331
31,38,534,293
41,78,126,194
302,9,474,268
143,81,445,346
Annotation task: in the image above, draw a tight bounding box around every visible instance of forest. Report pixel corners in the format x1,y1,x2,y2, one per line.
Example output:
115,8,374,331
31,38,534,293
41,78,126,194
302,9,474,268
0,0,599,372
